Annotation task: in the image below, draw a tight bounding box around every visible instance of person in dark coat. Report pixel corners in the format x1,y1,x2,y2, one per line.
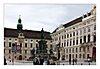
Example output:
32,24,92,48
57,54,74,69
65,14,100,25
40,57,44,65
72,58,74,65
46,56,50,65
4,56,7,65
69,59,71,65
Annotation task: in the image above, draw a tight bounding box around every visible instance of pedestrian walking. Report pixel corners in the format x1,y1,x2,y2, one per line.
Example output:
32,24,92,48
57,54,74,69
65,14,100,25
75,58,77,64
72,58,74,65
33,57,37,65
4,56,7,65
40,56,44,65
46,56,50,65
69,59,71,65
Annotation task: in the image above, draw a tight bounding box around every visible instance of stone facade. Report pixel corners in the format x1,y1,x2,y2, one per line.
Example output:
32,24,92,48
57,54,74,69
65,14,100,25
4,28,52,60
51,6,96,61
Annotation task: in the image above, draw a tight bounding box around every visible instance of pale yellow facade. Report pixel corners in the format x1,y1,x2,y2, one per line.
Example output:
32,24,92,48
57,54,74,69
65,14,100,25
51,6,96,61
4,37,51,61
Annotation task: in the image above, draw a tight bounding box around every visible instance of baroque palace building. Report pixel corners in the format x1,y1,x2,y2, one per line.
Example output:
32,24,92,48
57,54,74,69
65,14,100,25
51,6,96,61
4,18,52,61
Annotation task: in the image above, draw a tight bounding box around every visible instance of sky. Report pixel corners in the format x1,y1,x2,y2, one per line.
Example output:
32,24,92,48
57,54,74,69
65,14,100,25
4,4,95,33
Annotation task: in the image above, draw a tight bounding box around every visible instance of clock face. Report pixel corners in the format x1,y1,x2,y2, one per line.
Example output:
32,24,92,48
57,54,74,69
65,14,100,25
17,45,20,50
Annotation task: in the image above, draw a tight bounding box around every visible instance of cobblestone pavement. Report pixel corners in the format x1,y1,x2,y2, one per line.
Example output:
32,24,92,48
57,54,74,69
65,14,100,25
6,60,96,65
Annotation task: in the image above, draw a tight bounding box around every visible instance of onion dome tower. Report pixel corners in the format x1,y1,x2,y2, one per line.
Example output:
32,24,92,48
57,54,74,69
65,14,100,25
17,15,23,33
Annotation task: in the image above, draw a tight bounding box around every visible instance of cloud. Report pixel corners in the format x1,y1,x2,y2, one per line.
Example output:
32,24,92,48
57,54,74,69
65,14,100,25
4,4,95,33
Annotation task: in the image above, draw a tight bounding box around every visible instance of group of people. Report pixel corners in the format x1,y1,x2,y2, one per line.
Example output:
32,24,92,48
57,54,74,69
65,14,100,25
33,55,44,65
69,58,77,65
46,56,56,65
72,58,77,65
33,55,56,65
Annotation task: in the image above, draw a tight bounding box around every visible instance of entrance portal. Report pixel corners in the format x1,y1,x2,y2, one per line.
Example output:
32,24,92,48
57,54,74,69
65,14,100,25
19,55,22,60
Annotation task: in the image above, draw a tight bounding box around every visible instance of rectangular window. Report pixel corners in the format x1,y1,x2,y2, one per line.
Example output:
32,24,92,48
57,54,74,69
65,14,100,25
79,54,81,58
30,43,32,48
80,47,81,52
84,28,86,33
80,39,82,44
25,43,27,47
69,49,71,53
76,54,77,58
9,42,11,47
67,34,69,38
62,43,63,47
66,49,68,53
87,54,89,58
88,27,90,32
20,43,22,47
66,55,68,59
94,25,96,30
70,41,71,46
67,42,69,46
64,42,66,47
25,50,27,54
70,33,72,37
72,54,74,58
4,42,5,47
64,35,66,39
80,30,82,34
76,48,77,52
76,31,78,35
9,50,11,54
88,21,90,24
73,40,75,45
62,36,63,39
72,48,74,53
76,40,78,45
88,35,90,42
84,36,86,43
73,32,75,36
87,46,90,52
94,19,96,22
83,54,85,58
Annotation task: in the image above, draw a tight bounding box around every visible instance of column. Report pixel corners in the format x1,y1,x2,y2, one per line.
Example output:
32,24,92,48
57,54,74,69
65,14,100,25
72,39,73,46
69,39,70,46
90,34,93,42
65,48,66,60
75,37,76,46
78,37,80,45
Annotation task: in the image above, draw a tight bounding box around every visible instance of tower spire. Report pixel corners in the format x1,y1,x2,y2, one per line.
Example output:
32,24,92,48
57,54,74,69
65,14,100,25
18,15,22,23
17,15,23,33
